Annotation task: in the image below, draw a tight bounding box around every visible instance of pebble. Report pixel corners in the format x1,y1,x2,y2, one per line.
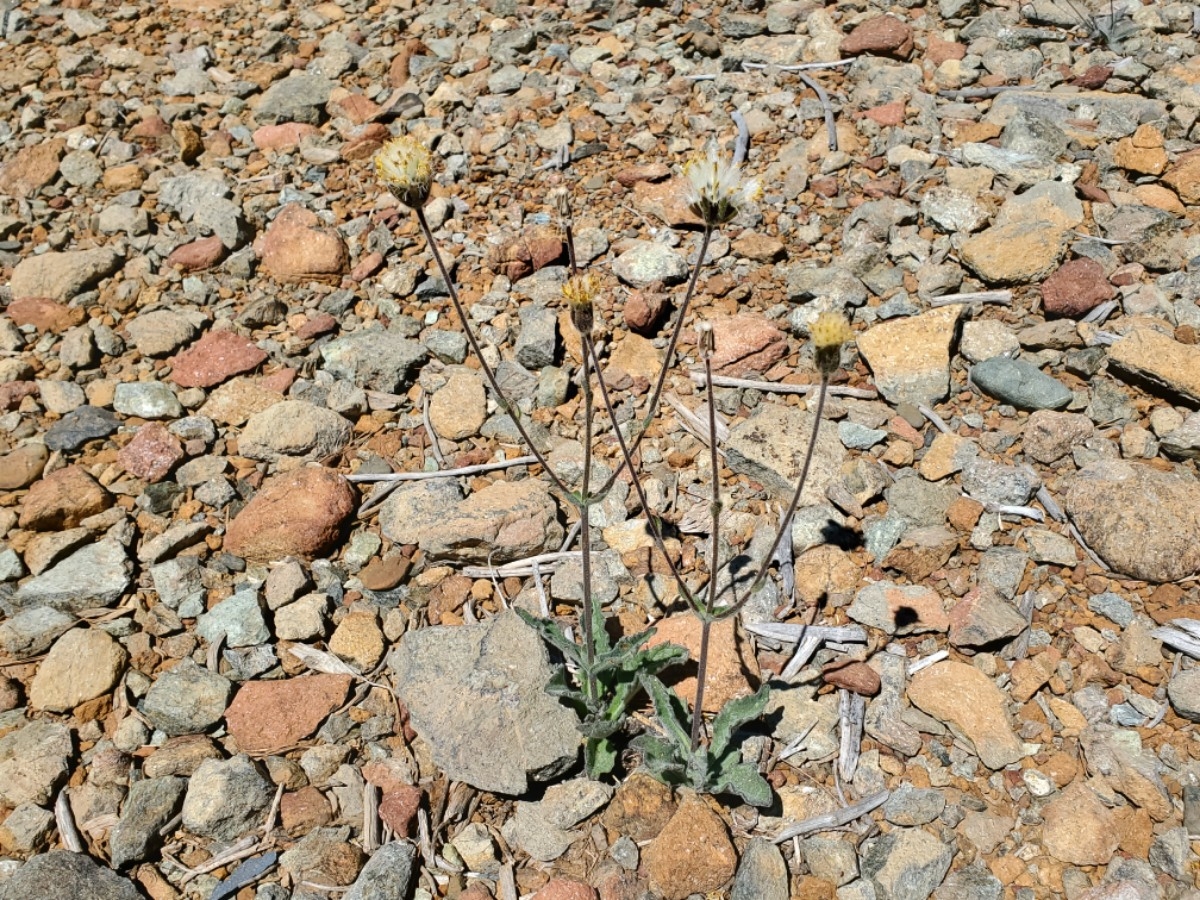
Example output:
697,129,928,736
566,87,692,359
225,673,351,754
860,828,953,900
8,248,124,303
856,305,965,407
970,357,1072,410
255,203,350,284
196,587,270,648
112,382,184,419
1041,258,1115,318
849,583,949,635
239,400,351,462
726,404,845,506
12,539,132,612
908,661,1025,769
181,755,274,842
169,330,269,389
224,466,357,561
730,839,789,900
343,841,417,900
140,658,232,736
612,242,689,288
643,795,738,900
1041,782,1119,865
109,777,187,869
0,852,143,900
0,721,72,807
19,464,110,530
428,370,486,440
709,315,788,378
29,627,126,713
1108,327,1200,406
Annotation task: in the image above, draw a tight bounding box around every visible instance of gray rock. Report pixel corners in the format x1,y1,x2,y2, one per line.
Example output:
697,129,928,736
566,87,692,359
612,242,689,288
124,310,201,357
158,172,245,249
959,320,1019,364
0,606,74,656
961,458,1039,507
884,782,947,826
839,421,887,450
12,540,132,612
387,611,579,794
0,802,55,853
725,403,846,507
919,187,989,234
161,68,215,96
196,587,270,648
731,839,789,900
97,205,150,236
865,652,923,756
0,721,72,807
1168,669,1200,723
849,583,946,636
45,405,120,452
140,658,232,736
239,400,351,462
970,357,1071,410
885,476,958,527
278,826,363,885
861,827,954,900
933,864,1001,900
768,684,839,761
502,779,613,861
976,547,1028,601
181,755,273,841
514,304,557,369
255,73,335,124
110,776,186,869
8,248,124,303
1088,592,1134,628
320,331,428,392
0,851,142,900
1022,410,1093,464
1160,411,1200,460
424,329,468,364
274,593,332,641
344,841,418,900
791,504,849,555
786,265,869,309
799,836,858,887
1149,826,1189,881
112,382,183,419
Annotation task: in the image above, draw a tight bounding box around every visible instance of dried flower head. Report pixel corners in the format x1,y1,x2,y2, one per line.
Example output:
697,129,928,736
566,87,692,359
681,141,761,227
374,135,433,209
811,311,854,377
696,321,715,359
562,271,600,335
549,186,572,221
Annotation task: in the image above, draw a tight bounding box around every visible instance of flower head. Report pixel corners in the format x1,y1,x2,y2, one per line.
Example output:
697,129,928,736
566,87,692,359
374,135,433,209
562,271,600,335
811,311,854,377
681,141,761,227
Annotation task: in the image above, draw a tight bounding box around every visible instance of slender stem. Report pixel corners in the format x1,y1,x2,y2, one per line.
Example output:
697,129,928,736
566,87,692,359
690,623,712,750
565,222,578,276
414,207,571,498
593,225,713,498
691,351,723,751
579,334,597,699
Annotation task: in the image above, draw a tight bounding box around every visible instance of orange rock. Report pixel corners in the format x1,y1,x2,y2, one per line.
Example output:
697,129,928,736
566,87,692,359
19,465,111,531
254,203,350,284
224,465,357,560
224,673,352,753
645,613,759,713
252,122,320,151
643,796,737,900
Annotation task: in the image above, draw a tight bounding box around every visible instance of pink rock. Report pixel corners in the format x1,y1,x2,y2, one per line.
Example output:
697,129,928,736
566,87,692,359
1041,257,1115,318
623,290,666,334
166,235,226,272
170,330,269,389
350,251,384,282
709,315,787,377
118,422,185,482
224,466,357,560
295,313,338,341
864,100,906,127
225,673,352,754
252,122,320,152
840,15,914,59
531,879,597,900
6,297,84,334
378,786,422,838
327,91,380,125
254,203,350,285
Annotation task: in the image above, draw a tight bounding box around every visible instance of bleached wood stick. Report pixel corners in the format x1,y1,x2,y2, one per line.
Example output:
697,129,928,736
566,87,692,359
689,371,878,398
772,789,889,843
838,690,865,783
929,290,1012,307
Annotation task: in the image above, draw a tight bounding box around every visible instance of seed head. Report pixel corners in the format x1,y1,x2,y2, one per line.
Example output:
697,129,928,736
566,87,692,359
681,141,761,227
374,135,433,209
562,272,599,334
811,311,853,377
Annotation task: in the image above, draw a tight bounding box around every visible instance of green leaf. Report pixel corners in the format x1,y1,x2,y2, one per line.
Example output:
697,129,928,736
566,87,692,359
577,716,623,740
585,737,618,779
632,734,687,785
589,592,610,655
716,762,774,808
516,609,581,664
642,675,693,753
710,684,770,758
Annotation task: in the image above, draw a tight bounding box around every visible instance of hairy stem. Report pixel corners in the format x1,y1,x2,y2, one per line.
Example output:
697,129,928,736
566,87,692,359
691,351,723,750
579,336,597,699
415,208,570,498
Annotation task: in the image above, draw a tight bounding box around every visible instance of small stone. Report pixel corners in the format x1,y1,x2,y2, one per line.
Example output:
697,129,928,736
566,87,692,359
196,587,270,648
0,721,73,807
329,611,385,671
1022,410,1093,463
0,607,74,657
1167,669,1200,722
112,381,183,419
6,297,84,334
29,627,126,713
140,659,232,736
839,15,914,59
883,782,946,826
1041,258,1115,318
643,795,738,900
169,330,269,389
109,777,186,869
0,803,55,855
821,660,881,696
12,540,131,612
428,370,486,441
0,851,142,900
181,755,274,841
960,221,1067,285
19,465,110,530
124,309,201,358
225,466,357,561
856,305,965,407
8,248,124,303
225,673,351,754
725,403,845,506
612,242,688,288
255,73,335,125
646,613,757,712
166,235,226,272
970,357,1072,410
848,582,948,635
239,400,351,462
908,660,1024,769
948,586,1028,648
0,140,65,199
255,204,350,284
709,315,788,378
601,771,678,842
343,841,418,900
530,879,597,900
861,828,953,900
118,422,185,482
320,331,428,393
1042,782,1118,865
274,593,332,641
37,380,85,415
961,458,1038,506
1162,154,1200,205
1108,328,1200,406
0,443,48,490
377,786,421,838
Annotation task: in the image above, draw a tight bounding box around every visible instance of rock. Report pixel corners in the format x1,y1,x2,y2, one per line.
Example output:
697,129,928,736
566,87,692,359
948,586,1028,648
612,242,689,288
1168,668,1200,722
848,582,949,635
37,380,85,414
1107,327,1200,406
0,802,55,854
225,674,351,754
112,381,183,419
502,779,614,862
181,755,274,841
861,828,954,900
8,248,124,302
6,297,84,334
0,606,74,657
1022,410,1093,463
158,171,245,248
514,304,558,369
857,305,965,406
255,73,335,124
274,593,332,641
934,865,1002,900
165,235,226,272
970,357,1071,410
428,370,486,440
142,735,222,779
253,122,321,151
320,330,428,392
643,795,738,900
225,466,357,561
109,776,186,869
343,841,418,900
0,721,72,807
709,315,788,378
646,613,757,712
1042,781,1119,865
961,458,1038,506
379,477,562,565
1080,723,1172,821
1160,411,1200,460
800,835,858,886
328,611,385,670
868,652,926,756
117,422,185,482
0,139,65,199
920,187,989,234
908,661,1025,769
0,443,48,490
29,627,126,712
725,403,846,506
883,782,947,826
601,771,678,842
839,15,914,59
822,660,881,696
140,658,232,736
0,851,143,900
12,540,132,612
768,684,840,762
19,465,110,530
530,880,596,900
239,400,351,462
730,839,789,900
387,611,578,794
169,330,268,388
44,405,120,452
1064,460,1200,582
196,587,270,648
255,204,350,284
1041,258,1115,317
1162,153,1200,205
917,432,976,481
960,221,1067,285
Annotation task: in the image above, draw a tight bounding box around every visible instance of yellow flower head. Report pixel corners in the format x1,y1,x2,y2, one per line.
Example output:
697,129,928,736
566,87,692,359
562,272,599,334
681,141,761,227
374,135,433,209
811,311,853,377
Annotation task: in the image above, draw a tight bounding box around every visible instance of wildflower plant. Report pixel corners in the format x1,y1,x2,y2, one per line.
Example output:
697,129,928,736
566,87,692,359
374,132,854,800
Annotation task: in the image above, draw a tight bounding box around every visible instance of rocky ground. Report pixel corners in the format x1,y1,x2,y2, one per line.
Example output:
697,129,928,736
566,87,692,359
0,0,1199,896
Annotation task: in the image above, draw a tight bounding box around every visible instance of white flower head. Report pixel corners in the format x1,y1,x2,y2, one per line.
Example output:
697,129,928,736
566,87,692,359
681,141,761,227
374,135,433,209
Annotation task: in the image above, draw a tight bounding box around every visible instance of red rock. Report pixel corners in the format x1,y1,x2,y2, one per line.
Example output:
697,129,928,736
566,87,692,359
19,465,111,530
0,382,40,412
169,330,269,388
645,613,758,713
863,100,906,127
358,555,411,591
1041,257,1115,318
643,796,738,900
378,785,422,838
1072,65,1111,89
6,297,85,333
340,123,390,161
615,163,671,187
532,880,597,900
327,90,380,125
118,422,185,482
926,36,966,66
252,122,320,152
166,235,226,272
350,251,384,282
258,368,296,394
224,673,353,754
487,226,563,281
224,466,357,560
822,660,881,696
623,290,667,334
709,315,788,377
0,139,65,198
295,313,338,341
840,15,914,60
254,203,350,285
129,115,169,139
281,786,333,836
